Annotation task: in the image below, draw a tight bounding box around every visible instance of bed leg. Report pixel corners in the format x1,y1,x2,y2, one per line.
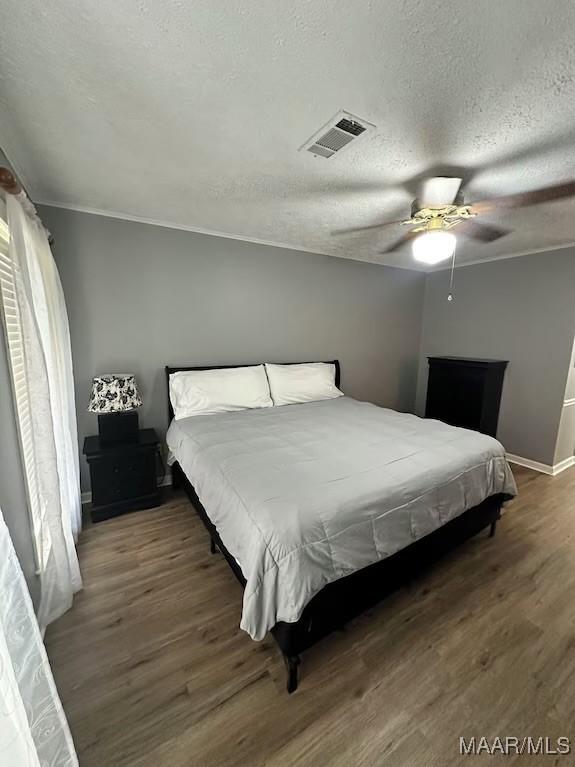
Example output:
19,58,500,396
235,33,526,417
171,463,182,489
489,519,498,538
285,655,301,694
210,537,217,554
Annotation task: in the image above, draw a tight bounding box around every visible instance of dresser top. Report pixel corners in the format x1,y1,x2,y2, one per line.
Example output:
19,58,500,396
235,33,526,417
427,356,508,367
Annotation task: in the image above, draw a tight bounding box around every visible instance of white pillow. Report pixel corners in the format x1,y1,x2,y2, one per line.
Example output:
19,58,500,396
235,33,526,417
169,365,273,419
265,362,343,406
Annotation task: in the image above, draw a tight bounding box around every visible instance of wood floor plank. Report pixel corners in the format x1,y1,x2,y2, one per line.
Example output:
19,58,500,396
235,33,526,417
45,465,575,766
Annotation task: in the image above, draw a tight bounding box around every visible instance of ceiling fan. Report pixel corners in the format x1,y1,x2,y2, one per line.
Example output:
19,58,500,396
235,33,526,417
333,177,575,265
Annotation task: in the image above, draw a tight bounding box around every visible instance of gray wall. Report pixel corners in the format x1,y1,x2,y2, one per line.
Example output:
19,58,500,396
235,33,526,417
416,249,575,466
0,148,39,605
39,206,426,491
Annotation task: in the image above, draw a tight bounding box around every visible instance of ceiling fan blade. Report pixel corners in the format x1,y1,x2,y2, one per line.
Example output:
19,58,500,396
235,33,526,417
332,218,405,235
378,231,417,254
419,177,462,207
457,220,510,242
471,181,575,214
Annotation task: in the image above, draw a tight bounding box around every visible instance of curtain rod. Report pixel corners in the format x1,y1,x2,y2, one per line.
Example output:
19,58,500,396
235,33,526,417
0,166,54,244
0,167,22,195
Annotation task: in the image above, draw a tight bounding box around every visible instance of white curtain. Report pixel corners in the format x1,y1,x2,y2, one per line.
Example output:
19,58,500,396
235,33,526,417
6,193,82,629
0,506,78,766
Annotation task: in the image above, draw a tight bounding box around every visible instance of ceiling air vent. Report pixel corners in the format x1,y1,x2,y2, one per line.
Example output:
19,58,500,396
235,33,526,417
300,111,375,159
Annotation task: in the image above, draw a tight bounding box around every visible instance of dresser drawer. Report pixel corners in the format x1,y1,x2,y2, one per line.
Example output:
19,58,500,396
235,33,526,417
90,450,157,506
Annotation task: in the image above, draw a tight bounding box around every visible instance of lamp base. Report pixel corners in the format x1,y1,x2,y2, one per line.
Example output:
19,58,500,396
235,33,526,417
98,411,139,446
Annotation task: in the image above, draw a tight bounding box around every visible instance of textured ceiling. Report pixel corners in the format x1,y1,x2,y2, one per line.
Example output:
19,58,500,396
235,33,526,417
1,0,575,271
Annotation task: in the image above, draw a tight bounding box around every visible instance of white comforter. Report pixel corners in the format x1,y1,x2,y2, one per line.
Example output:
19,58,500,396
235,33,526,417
166,397,516,640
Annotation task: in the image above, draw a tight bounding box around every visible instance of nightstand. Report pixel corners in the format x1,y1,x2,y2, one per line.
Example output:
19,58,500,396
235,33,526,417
83,428,162,522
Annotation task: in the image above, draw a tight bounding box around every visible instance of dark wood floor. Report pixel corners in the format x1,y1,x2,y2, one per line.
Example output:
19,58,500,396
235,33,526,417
46,465,575,766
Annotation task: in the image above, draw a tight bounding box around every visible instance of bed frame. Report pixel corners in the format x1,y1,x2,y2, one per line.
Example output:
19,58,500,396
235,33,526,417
165,361,505,693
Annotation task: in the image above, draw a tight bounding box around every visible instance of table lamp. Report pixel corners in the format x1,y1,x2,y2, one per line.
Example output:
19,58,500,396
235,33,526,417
88,373,142,445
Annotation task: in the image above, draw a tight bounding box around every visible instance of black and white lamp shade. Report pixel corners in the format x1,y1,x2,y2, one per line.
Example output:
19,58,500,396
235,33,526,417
88,374,142,445
88,374,142,413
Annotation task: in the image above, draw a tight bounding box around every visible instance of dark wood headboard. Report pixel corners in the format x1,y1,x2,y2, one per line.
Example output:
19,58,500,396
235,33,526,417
165,360,340,422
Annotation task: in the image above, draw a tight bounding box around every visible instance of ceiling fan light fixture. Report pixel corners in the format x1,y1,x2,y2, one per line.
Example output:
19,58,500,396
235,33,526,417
412,230,456,265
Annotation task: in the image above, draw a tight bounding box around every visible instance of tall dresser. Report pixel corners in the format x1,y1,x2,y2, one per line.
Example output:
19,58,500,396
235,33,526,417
425,356,508,438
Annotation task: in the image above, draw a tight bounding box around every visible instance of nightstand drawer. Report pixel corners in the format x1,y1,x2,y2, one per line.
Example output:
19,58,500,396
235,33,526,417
83,428,161,522
91,451,157,506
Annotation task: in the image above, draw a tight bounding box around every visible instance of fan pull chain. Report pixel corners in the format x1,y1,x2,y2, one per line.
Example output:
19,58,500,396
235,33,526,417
447,248,456,301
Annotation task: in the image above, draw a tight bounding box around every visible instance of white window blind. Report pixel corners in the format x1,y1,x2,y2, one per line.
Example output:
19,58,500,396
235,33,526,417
0,217,50,573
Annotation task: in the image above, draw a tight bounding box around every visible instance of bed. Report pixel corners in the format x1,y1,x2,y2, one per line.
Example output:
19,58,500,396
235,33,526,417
165,361,517,692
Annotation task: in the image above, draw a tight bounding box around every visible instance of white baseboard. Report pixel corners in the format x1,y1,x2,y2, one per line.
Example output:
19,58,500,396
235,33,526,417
81,473,173,505
506,453,575,476
552,456,575,475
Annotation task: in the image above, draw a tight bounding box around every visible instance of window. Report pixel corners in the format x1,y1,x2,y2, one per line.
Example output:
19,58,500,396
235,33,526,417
0,217,50,573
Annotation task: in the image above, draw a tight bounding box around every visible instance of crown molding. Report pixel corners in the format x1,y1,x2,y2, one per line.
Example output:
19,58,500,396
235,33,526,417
29,198,575,274
36,200,343,261
36,199,427,272
432,240,575,271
